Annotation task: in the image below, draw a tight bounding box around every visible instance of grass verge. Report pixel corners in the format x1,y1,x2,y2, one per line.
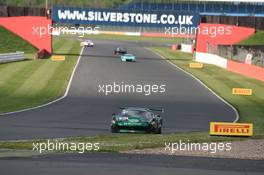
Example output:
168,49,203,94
0,132,256,153
239,30,264,45
0,36,81,113
0,26,37,54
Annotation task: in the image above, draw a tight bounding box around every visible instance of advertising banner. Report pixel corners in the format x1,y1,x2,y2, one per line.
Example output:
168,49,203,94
210,122,253,136
52,6,199,28
232,88,253,95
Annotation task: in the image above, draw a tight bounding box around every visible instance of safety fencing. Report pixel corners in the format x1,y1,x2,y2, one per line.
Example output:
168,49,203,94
208,44,264,68
0,52,25,64
218,45,264,68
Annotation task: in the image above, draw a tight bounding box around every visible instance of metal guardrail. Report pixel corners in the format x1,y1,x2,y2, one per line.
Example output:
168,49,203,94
0,52,25,64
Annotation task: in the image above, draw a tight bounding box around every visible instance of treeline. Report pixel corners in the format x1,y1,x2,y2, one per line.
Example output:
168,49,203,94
0,0,129,8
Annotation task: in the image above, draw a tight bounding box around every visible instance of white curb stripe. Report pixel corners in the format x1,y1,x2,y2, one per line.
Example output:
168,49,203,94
149,48,240,123
0,47,85,116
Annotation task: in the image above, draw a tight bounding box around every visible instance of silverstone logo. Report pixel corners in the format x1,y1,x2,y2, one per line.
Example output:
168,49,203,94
52,7,199,27
57,10,193,25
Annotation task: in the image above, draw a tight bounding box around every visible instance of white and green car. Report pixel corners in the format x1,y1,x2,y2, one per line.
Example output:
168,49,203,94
121,54,136,62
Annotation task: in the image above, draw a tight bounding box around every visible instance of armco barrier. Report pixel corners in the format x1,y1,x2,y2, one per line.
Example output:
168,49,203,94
0,52,25,63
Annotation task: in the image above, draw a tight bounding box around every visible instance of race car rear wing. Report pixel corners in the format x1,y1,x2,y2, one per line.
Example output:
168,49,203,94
119,107,164,113
149,108,164,113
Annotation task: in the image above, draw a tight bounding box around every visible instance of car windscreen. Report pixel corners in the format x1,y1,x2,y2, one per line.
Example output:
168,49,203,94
120,110,147,117
117,48,126,51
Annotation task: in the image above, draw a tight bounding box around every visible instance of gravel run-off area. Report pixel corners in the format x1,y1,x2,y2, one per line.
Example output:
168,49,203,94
122,139,264,160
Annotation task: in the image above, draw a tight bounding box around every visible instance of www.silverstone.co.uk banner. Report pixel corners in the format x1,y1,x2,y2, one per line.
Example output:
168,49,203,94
52,6,200,28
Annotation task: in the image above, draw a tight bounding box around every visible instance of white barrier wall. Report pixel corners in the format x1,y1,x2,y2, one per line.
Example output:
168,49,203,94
195,52,228,69
181,44,193,53
125,32,141,36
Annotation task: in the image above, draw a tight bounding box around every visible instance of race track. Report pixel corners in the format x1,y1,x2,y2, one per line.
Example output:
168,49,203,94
1,153,263,175
0,39,237,140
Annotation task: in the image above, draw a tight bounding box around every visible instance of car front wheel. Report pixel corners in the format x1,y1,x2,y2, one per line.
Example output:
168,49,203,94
111,126,118,133
154,126,162,134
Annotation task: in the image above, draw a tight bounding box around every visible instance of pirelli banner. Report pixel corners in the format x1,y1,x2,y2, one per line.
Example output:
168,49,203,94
52,6,199,27
210,122,253,137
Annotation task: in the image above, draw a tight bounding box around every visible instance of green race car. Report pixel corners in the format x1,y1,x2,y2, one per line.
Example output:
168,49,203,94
111,107,163,134
121,54,136,62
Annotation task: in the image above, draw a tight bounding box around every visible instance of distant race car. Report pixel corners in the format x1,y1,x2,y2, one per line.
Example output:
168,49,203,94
121,54,136,62
114,47,127,55
111,107,163,134
80,40,94,47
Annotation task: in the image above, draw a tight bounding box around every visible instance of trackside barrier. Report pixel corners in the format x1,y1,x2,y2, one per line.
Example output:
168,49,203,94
195,51,264,82
0,52,25,64
227,60,264,82
181,44,193,53
196,52,228,69
50,29,193,39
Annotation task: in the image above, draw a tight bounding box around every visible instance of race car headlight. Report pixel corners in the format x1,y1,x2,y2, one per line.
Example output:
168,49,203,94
151,121,156,126
112,120,116,124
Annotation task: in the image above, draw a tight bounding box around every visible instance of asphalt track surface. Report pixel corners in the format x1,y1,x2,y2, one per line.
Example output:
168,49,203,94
0,153,263,175
0,39,237,140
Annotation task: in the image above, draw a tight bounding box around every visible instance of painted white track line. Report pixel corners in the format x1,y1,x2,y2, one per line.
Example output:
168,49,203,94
0,47,85,116
149,48,240,123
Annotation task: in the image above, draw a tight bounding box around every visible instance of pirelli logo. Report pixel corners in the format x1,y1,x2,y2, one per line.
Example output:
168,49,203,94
51,55,65,61
189,62,203,68
210,122,253,136
232,88,252,95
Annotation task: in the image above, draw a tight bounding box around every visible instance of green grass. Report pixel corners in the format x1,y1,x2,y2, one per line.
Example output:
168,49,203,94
151,47,264,135
0,36,81,113
81,34,185,44
0,132,251,153
0,26,37,54
1,0,131,7
239,30,264,45
1,0,211,7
